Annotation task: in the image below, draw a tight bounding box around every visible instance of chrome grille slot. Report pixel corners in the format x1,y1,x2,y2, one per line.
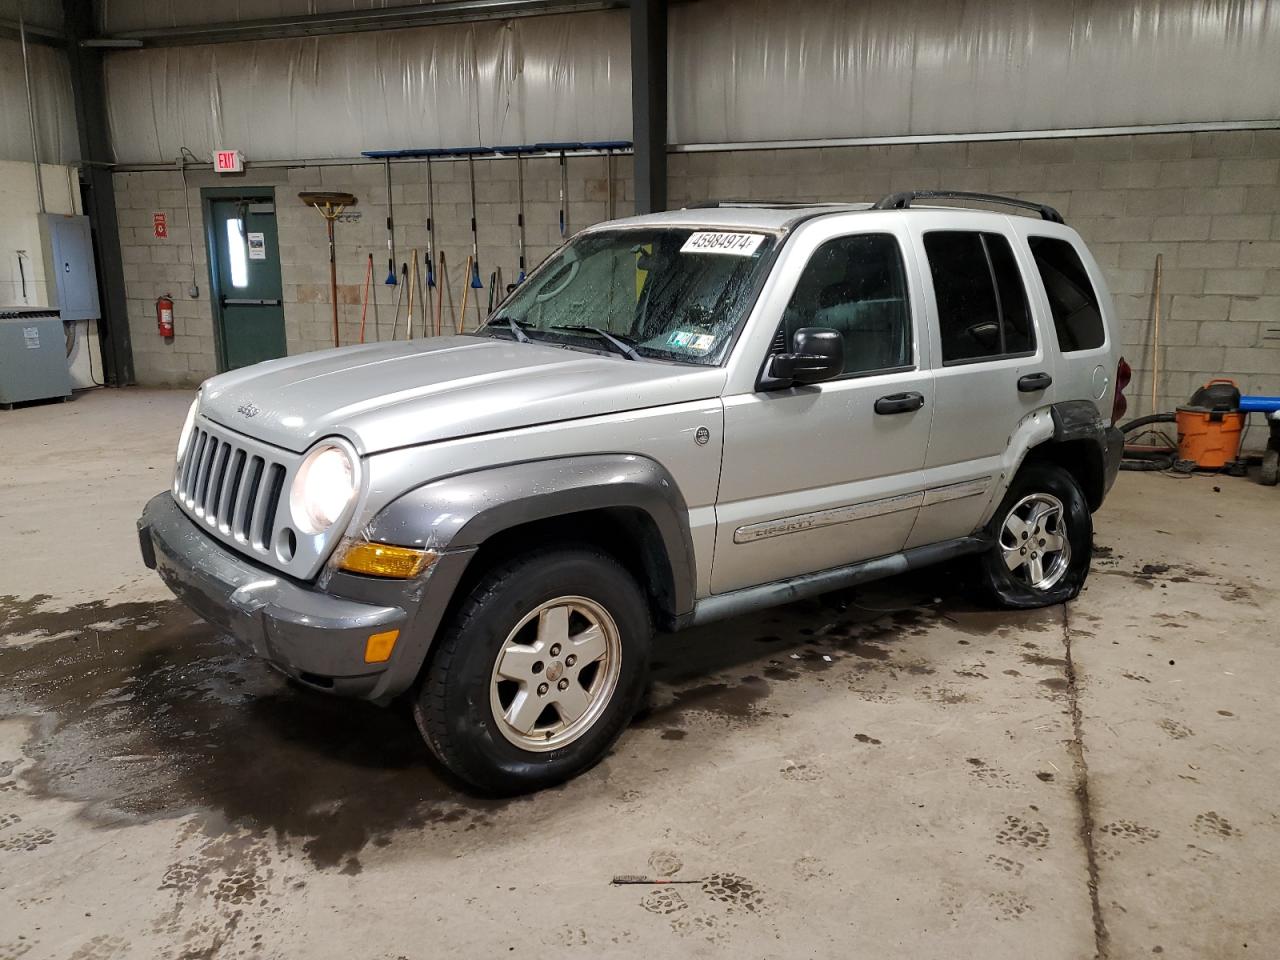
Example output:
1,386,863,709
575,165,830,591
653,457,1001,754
259,464,286,550
216,448,246,534
205,441,230,519
237,455,264,541
195,436,218,515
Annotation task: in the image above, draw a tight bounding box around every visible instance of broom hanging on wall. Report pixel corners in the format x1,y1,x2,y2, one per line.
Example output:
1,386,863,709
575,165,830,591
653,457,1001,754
298,192,357,348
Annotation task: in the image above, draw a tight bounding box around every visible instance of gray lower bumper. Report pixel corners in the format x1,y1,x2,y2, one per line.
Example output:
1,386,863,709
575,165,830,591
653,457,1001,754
138,492,410,699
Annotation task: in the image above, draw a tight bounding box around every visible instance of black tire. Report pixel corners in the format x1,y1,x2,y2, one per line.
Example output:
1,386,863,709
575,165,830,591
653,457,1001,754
1261,448,1279,486
976,461,1093,609
413,546,651,794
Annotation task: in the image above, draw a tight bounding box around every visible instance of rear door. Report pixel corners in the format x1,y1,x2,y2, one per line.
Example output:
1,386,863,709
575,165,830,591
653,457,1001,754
208,195,286,370
712,217,934,595
904,214,1057,548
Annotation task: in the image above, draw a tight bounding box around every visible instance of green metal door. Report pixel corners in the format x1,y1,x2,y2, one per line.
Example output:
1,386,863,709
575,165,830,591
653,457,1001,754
208,195,286,370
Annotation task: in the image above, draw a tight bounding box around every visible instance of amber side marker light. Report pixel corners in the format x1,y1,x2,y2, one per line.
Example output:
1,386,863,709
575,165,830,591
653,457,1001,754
338,542,436,579
364,629,399,664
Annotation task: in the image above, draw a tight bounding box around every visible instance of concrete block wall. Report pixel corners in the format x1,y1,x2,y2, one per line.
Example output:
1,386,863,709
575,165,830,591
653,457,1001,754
115,155,632,386
669,129,1280,418
116,130,1280,416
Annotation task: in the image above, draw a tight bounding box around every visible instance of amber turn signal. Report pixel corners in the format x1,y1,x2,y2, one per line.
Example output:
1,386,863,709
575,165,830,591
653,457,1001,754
338,542,435,579
364,629,399,664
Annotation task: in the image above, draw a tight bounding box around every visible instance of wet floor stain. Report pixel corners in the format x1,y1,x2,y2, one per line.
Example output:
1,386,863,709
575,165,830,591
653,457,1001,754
0,595,498,869
0,562,1067,875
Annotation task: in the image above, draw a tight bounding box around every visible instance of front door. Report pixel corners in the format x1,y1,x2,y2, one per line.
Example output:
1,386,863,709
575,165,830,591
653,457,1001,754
207,194,286,370
712,224,935,595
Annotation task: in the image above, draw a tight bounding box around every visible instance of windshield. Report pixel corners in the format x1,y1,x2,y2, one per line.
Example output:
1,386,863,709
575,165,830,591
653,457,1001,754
479,227,777,364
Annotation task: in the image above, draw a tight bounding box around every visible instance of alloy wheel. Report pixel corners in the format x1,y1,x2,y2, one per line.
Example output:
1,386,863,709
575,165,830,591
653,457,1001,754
999,492,1072,590
488,596,622,752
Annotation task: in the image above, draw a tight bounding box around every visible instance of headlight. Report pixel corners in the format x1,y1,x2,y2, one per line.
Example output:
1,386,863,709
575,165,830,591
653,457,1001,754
176,397,199,463
290,442,358,535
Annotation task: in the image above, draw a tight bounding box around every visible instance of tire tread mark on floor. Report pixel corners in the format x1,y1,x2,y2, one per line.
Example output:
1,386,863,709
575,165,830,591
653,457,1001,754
1063,604,1109,959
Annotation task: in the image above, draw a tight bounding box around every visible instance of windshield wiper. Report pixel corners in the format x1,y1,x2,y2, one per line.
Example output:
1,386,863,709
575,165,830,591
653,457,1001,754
484,316,533,344
549,324,642,361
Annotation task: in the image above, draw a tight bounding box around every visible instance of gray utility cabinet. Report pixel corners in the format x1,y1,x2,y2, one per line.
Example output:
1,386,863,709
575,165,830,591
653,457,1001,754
0,311,72,405
39,214,101,322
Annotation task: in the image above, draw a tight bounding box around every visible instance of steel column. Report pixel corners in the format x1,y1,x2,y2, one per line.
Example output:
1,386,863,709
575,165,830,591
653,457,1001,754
629,0,667,214
63,0,134,386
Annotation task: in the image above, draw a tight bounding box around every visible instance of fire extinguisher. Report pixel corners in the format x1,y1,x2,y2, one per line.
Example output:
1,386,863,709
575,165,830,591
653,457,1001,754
156,294,174,338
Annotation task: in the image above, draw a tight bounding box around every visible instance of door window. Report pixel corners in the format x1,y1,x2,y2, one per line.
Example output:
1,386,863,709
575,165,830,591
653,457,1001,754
923,231,1035,364
780,233,912,376
1027,236,1106,351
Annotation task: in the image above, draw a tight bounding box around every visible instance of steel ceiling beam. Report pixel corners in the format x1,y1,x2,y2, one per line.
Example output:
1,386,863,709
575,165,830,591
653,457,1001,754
98,0,627,47
0,17,66,46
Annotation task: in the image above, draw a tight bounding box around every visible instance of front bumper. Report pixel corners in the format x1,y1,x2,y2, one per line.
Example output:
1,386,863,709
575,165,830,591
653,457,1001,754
138,492,414,699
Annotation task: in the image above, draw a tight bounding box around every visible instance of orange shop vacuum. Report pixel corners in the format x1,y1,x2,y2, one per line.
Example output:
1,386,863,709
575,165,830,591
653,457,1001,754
1176,379,1246,470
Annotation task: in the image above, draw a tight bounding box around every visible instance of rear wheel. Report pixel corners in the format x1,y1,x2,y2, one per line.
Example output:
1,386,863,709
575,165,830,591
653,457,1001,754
976,462,1093,609
413,546,651,794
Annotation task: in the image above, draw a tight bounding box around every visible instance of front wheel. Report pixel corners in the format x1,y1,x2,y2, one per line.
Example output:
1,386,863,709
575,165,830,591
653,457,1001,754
413,547,651,794
976,462,1093,609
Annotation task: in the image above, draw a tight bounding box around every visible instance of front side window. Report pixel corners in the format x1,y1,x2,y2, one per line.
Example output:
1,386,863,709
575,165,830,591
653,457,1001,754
924,231,1036,364
1028,236,1106,351
780,233,912,376
481,227,776,364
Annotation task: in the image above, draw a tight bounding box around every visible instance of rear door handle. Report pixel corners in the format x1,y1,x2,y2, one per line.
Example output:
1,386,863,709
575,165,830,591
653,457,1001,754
1017,372,1053,392
222,298,281,306
874,391,926,415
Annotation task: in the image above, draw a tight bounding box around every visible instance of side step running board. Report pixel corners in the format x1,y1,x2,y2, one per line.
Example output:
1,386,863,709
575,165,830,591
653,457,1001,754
681,536,990,629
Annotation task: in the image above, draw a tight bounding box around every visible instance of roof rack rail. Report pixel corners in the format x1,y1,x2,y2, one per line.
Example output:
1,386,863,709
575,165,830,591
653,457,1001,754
684,200,851,210
871,190,1064,223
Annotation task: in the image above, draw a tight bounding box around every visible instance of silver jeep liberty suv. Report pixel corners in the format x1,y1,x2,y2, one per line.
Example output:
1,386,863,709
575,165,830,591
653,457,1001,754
140,190,1127,793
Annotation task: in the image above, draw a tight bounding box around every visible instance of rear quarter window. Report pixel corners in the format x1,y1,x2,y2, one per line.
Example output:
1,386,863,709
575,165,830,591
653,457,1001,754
1028,236,1106,352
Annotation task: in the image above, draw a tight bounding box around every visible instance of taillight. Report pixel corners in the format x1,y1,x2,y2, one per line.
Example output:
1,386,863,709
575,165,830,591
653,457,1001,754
1111,356,1132,424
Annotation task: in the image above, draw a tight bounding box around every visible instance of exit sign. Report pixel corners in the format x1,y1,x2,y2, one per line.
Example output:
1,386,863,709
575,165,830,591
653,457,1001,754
214,149,243,173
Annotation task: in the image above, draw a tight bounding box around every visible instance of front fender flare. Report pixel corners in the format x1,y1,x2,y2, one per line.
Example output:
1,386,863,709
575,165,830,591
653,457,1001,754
365,454,697,617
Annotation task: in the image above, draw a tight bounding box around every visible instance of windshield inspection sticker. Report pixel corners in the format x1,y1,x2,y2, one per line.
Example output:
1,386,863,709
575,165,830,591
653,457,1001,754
680,231,766,256
666,330,718,353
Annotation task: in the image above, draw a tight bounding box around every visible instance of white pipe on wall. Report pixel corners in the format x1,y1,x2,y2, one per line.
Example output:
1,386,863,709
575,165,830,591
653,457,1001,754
18,1,45,212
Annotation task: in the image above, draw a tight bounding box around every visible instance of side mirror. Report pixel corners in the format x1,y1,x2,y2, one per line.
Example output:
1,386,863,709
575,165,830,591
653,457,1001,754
767,328,844,386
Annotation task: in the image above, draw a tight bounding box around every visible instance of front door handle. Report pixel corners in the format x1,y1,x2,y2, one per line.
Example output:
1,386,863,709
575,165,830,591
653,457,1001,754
874,391,926,415
1017,372,1053,392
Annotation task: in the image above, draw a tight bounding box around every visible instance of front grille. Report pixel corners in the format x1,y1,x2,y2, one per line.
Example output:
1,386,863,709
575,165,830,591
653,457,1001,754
175,422,290,557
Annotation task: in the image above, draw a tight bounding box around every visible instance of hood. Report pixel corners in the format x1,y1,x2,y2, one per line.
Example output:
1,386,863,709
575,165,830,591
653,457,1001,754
199,336,727,455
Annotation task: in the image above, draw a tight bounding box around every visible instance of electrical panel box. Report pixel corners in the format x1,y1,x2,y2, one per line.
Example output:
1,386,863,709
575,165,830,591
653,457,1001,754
39,214,101,322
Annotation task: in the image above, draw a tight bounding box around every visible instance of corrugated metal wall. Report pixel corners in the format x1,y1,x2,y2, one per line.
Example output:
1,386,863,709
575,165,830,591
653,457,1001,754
670,0,1280,144
103,10,631,164
100,0,1280,166
0,39,78,164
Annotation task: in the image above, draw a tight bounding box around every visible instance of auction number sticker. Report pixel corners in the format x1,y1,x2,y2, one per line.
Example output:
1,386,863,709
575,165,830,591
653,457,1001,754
680,231,766,256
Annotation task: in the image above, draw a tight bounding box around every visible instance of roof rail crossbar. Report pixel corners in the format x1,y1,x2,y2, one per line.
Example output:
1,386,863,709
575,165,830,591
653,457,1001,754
872,190,1064,223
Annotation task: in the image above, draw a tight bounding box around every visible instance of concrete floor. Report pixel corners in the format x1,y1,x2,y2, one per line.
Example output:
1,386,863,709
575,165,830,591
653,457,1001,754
1,388,1276,960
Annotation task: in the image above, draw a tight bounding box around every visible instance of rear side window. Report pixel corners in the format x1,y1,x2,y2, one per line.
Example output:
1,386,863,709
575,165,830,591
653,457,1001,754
1028,236,1106,351
923,231,1035,363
